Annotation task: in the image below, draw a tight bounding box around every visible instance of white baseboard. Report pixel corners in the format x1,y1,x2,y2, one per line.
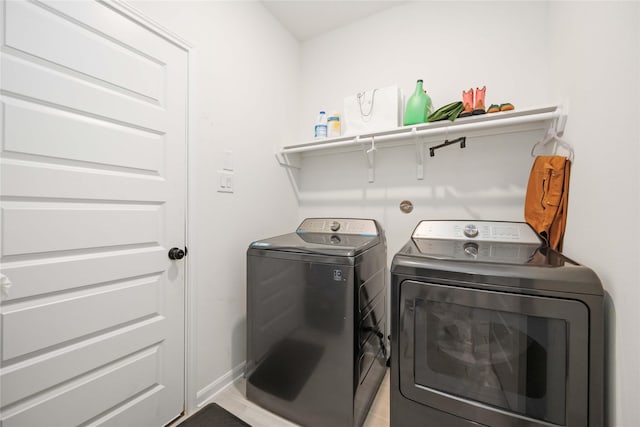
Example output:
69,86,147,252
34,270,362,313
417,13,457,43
195,361,246,408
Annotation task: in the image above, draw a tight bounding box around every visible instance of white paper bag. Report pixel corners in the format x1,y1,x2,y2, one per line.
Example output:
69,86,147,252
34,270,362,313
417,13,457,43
343,85,402,136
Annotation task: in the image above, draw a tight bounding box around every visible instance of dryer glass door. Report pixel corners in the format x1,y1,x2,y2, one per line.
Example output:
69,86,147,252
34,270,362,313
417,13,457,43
399,281,589,426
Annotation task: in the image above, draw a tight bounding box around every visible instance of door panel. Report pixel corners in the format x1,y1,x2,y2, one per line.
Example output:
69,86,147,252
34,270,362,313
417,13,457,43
1,317,164,406
0,1,187,425
5,0,164,102
2,247,165,300
4,100,164,172
1,161,166,201
2,347,160,427
2,275,161,359
0,53,166,131
2,203,162,255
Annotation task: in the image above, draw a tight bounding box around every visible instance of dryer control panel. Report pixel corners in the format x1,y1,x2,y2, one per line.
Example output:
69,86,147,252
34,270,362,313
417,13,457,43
412,220,542,244
297,218,379,236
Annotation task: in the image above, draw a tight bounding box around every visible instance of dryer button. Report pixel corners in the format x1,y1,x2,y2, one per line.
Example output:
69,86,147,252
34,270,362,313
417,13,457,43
463,224,479,238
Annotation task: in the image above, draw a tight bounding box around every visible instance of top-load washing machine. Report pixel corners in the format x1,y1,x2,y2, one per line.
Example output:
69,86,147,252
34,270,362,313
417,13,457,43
246,218,387,427
391,220,604,427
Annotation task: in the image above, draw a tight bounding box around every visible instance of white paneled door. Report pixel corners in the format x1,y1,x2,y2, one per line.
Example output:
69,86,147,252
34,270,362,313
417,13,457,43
0,1,188,426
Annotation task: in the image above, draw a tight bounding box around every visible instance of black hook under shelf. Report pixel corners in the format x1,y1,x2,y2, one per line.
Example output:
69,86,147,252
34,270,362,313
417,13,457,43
429,136,466,157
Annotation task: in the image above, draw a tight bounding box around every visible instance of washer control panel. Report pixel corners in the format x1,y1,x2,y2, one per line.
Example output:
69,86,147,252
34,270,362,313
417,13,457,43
297,218,379,236
413,220,542,244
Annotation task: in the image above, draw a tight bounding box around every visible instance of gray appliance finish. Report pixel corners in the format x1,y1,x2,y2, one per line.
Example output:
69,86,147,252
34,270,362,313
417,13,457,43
391,220,604,427
246,218,387,427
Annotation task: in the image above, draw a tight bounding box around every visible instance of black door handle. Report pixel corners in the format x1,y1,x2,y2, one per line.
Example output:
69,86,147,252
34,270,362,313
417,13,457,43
168,247,186,260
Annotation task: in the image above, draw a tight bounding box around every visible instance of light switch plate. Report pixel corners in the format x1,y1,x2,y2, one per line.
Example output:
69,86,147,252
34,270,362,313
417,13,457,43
223,150,233,171
217,170,234,193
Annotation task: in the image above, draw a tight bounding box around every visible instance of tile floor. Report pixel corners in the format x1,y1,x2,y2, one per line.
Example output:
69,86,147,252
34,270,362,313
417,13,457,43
209,369,390,427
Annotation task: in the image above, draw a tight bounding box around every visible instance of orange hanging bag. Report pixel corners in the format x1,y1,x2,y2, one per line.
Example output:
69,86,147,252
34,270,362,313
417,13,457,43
524,155,571,251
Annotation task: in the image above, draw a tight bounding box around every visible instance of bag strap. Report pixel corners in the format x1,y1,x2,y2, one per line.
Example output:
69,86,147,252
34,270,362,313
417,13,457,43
357,89,378,118
550,159,571,250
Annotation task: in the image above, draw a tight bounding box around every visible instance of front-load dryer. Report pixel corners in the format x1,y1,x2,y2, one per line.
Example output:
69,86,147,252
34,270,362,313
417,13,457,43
391,220,604,427
246,218,387,427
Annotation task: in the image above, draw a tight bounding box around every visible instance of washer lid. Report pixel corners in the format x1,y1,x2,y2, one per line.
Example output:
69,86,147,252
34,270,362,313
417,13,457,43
249,232,380,257
393,221,603,295
408,220,544,265
411,238,544,265
412,220,542,244
296,218,380,236
249,218,382,257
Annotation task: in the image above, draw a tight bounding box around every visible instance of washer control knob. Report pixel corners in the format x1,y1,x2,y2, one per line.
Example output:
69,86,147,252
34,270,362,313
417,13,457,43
463,242,479,258
330,221,341,232
463,224,479,238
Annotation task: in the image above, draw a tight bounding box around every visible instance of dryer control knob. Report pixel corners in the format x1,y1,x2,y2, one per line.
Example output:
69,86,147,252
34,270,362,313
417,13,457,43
330,221,341,232
463,224,479,238
463,242,479,257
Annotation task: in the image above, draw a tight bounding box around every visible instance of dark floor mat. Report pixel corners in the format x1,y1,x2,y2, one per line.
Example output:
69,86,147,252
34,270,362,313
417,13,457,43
177,403,251,427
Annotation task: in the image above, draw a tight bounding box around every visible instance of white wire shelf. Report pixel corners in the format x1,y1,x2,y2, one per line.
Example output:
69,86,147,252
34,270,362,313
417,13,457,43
276,105,566,183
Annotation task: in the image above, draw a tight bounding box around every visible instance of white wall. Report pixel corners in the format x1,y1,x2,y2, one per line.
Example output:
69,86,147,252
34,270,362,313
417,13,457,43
548,3,640,426
128,0,300,411
297,1,640,426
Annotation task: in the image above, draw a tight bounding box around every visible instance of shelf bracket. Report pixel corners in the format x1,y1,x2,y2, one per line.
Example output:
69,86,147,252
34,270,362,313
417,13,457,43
275,151,301,169
412,127,424,180
361,135,376,183
554,103,568,137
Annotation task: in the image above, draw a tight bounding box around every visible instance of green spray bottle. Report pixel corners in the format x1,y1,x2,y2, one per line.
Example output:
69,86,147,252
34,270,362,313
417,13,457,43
404,79,433,125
